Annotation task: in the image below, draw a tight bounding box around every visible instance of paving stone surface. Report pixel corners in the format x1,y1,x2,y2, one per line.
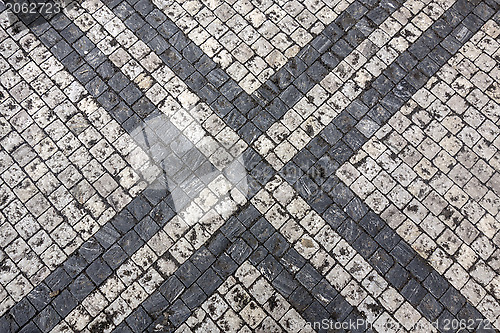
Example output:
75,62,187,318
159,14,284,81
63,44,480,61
0,0,499,332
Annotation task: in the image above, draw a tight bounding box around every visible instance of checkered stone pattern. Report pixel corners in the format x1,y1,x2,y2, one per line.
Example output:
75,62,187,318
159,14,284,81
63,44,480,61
251,0,456,171
0,24,161,316
176,262,310,332
1,0,500,332
337,17,500,328
151,0,352,94
0,3,253,330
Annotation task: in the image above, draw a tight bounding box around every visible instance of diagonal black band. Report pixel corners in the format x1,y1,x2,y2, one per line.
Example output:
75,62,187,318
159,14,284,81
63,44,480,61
0,0,499,332
0,6,363,332
97,0,408,144
277,0,500,330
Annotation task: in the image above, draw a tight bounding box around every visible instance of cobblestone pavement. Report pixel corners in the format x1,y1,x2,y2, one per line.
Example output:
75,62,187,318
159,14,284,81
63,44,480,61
0,0,499,332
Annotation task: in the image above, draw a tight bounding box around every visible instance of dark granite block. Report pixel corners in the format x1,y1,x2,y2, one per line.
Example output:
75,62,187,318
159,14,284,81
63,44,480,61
272,270,299,297
126,307,152,332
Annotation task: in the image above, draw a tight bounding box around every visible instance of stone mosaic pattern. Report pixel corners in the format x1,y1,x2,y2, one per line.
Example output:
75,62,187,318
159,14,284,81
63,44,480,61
150,0,350,94
0,0,499,332
337,19,500,327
